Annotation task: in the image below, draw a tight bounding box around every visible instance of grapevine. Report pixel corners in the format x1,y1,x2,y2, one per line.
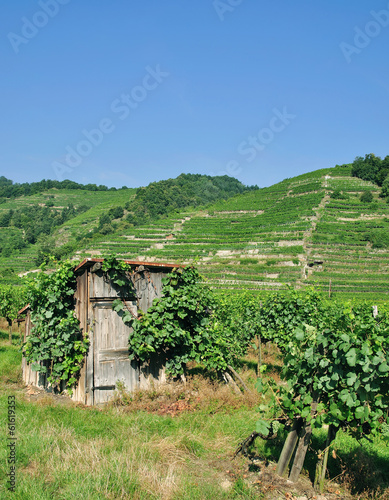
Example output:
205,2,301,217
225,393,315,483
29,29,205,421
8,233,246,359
254,289,389,486
22,259,89,394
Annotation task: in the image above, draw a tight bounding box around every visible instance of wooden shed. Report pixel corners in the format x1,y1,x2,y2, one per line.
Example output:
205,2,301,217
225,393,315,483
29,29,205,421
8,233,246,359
22,258,179,405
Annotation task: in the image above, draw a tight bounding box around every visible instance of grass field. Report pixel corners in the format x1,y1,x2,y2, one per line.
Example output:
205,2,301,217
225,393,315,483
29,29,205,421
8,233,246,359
1,329,389,499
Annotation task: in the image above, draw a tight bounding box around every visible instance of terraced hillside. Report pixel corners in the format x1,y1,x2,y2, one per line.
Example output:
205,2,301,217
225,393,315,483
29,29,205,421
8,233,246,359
74,165,389,298
0,189,136,282
307,169,389,297
1,166,388,298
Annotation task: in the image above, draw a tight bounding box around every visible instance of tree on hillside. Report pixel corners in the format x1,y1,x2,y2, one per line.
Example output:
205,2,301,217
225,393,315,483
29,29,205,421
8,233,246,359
360,190,373,203
351,153,389,197
381,176,389,199
351,154,382,183
123,173,256,227
376,156,389,186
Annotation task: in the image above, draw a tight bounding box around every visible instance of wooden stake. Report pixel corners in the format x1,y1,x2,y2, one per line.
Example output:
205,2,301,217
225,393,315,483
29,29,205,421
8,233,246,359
227,365,250,393
315,425,337,493
289,420,312,482
257,335,262,377
289,403,317,483
276,418,303,477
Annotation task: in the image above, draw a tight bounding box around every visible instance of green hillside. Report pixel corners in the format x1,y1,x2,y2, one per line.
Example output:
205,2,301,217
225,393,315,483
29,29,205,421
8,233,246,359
77,164,389,298
1,166,389,299
0,174,253,283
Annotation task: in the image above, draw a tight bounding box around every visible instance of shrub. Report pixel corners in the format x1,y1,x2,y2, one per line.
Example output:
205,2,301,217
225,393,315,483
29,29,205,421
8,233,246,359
330,189,348,200
360,191,373,203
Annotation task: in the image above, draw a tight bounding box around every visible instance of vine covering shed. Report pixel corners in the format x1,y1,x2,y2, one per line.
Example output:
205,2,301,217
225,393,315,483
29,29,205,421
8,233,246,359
22,258,179,405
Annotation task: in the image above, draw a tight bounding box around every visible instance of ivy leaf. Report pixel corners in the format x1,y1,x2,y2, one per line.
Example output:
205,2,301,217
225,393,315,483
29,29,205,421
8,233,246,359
45,310,54,319
319,358,329,368
295,327,304,341
346,372,357,386
355,406,365,420
113,300,124,312
256,419,270,436
340,390,355,407
301,406,311,418
346,348,357,367
255,379,263,392
378,362,389,373
304,347,314,362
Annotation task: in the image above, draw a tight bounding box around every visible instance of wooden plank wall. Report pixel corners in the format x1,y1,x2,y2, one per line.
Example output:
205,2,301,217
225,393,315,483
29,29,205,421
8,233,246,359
22,263,172,404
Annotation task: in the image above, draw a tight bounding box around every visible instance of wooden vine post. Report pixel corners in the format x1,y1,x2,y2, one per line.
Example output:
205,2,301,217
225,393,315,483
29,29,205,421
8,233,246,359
314,425,337,493
257,335,262,377
289,402,317,482
275,418,303,477
257,301,263,377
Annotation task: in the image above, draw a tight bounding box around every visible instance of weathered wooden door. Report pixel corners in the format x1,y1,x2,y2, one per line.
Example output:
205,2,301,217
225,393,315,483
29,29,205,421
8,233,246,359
92,300,139,404
87,263,169,404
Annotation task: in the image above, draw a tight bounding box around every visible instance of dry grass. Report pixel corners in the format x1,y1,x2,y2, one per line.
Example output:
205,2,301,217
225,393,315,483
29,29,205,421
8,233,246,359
108,372,261,416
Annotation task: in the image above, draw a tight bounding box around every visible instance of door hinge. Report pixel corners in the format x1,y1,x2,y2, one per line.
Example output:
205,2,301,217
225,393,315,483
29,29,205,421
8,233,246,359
90,385,116,391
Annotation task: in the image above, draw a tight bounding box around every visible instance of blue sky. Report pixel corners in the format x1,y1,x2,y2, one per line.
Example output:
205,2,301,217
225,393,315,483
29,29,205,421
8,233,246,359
1,1,389,189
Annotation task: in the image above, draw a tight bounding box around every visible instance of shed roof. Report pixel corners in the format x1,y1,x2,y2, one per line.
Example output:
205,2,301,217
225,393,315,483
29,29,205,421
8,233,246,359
18,258,181,315
18,304,30,316
73,258,181,273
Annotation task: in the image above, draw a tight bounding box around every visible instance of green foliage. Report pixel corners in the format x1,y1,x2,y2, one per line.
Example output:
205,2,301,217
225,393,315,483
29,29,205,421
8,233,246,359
330,189,349,200
118,266,257,376
101,255,133,288
124,174,256,226
258,290,389,440
35,238,77,267
210,291,262,370
351,153,389,192
360,190,373,203
282,303,389,439
257,287,322,350
96,206,125,233
381,175,389,199
22,259,89,393
0,284,26,326
0,203,89,257
0,176,125,199
124,266,214,375
363,229,389,249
